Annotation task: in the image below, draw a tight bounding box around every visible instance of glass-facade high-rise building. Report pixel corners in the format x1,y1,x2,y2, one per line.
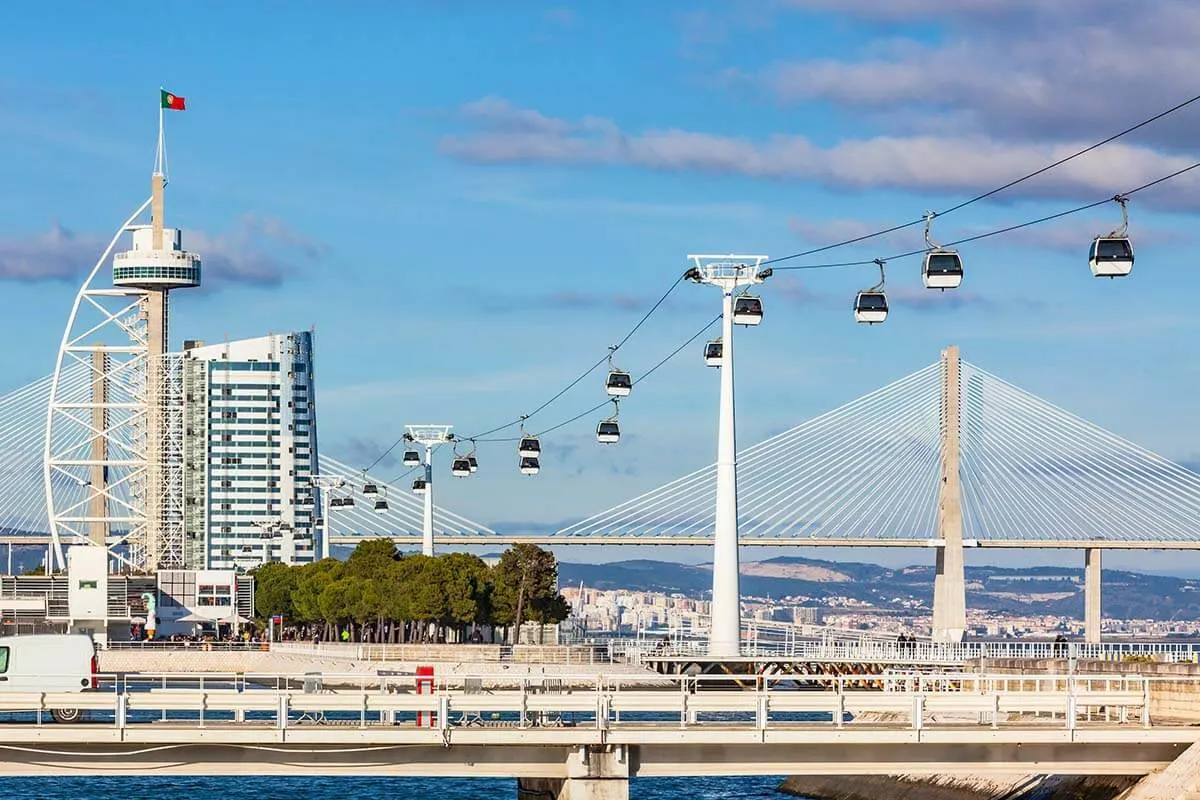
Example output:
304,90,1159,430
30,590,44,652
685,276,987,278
180,332,319,571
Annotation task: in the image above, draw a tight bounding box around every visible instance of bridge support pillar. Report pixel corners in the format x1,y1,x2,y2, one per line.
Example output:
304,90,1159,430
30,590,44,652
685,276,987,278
518,777,629,800
519,745,630,800
1085,547,1102,643
932,346,966,644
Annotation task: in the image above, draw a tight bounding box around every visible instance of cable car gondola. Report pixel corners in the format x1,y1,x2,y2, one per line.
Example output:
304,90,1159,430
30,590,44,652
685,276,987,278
412,478,427,494
854,259,889,324
1089,195,1134,278
518,435,541,458
341,496,355,508
519,456,540,475
605,370,632,397
921,211,963,290
732,295,763,325
329,497,344,508
362,481,378,495
402,449,421,468
603,346,632,397
596,420,620,444
704,339,722,367
374,491,389,513
451,457,471,477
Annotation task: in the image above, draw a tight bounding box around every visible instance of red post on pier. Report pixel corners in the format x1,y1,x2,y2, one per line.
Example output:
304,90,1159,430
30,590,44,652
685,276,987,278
416,665,435,727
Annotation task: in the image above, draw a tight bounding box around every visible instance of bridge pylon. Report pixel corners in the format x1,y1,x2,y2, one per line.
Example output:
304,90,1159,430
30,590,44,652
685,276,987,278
932,345,966,643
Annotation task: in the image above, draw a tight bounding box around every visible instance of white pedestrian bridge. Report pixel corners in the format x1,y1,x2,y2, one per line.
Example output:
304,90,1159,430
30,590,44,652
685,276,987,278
0,669,1198,798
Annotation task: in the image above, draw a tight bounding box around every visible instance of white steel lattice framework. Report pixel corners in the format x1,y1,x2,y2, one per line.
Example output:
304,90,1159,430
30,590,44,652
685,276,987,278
42,197,168,572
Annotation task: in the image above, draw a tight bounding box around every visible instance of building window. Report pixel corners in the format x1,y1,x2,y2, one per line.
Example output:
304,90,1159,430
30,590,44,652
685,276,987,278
197,584,233,607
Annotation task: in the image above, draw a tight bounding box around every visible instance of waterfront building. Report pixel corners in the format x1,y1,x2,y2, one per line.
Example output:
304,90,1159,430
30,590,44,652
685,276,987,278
181,332,320,570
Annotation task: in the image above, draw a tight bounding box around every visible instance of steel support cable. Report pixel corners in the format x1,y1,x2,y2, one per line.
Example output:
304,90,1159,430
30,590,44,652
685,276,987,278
763,90,1200,268
965,390,1108,541
472,311,722,445
962,365,1200,541
359,274,686,473
738,369,939,539
749,376,940,539
319,454,495,535
775,389,941,540
964,374,1170,542
772,159,1200,272
559,362,936,538
969,363,1200,505
562,361,943,539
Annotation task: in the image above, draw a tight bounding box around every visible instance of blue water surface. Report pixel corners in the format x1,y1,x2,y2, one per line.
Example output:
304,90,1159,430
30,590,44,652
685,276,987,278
0,775,794,800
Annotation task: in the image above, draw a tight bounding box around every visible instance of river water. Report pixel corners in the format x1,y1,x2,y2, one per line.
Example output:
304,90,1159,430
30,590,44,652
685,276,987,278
0,776,794,800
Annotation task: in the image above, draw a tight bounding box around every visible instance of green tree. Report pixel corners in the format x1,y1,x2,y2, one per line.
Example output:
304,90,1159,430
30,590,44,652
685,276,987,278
251,562,298,622
491,543,567,633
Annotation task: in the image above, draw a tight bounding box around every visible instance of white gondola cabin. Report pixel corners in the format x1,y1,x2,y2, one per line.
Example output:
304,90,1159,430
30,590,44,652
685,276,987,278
412,478,427,494
596,420,620,444
922,250,963,290
704,339,722,367
341,496,356,508
451,457,471,477
329,497,344,508
605,370,633,397
518,436,541,458
854,291,888,324
362,482,378,495
732,296,763,325
373,498,389,513
519,456,540,475
1089,236,1134,277
402,449,421,468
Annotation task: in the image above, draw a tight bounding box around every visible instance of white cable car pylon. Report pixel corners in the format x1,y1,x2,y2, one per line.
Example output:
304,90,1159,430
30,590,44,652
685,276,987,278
684,253,770,658
854,258,889,324
922,211,963,290
1089,195,1135,278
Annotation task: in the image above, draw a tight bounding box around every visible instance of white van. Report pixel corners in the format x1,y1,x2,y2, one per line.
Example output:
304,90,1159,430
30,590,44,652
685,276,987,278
0,634,98,722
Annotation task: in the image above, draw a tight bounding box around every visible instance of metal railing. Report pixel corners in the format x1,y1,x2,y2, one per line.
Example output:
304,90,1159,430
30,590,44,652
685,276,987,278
0,670,1170,735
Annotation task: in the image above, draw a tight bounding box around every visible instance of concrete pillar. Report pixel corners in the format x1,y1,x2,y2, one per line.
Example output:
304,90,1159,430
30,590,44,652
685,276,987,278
932,345,966,644
519,745,629,800
88,349,109,547
517,777,629,800
1085,547,1102,643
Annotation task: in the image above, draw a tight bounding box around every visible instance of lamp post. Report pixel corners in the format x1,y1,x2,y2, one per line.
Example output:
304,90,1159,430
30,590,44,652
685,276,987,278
685,254,770,658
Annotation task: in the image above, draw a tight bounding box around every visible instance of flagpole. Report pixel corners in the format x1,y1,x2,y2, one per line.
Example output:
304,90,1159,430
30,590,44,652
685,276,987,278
155,86,167,182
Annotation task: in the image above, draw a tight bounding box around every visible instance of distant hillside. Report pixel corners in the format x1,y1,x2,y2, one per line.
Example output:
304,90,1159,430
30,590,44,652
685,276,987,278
558,555,1200,621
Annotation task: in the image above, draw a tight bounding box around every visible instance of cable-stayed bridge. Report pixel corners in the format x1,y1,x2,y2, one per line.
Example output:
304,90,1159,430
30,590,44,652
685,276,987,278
5,350,1200,550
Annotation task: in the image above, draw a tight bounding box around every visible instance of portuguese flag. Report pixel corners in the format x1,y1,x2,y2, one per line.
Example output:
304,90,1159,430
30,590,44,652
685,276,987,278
161,89,186,111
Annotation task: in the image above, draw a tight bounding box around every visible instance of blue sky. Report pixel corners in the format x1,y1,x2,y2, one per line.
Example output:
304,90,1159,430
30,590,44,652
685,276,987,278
3,1,1200,573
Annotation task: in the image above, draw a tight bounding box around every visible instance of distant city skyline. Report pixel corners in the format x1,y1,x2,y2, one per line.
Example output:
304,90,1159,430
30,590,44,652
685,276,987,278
1,2,1198,573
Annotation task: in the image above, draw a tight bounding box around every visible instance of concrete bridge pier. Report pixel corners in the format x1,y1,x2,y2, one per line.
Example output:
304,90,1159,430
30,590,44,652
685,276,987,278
1085,547,1102,643
517,745,630,800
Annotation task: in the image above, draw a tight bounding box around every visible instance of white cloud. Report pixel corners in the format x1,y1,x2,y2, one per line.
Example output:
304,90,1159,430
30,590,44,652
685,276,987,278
440,98,1200,208
0,215,328,288
767,1,1200,149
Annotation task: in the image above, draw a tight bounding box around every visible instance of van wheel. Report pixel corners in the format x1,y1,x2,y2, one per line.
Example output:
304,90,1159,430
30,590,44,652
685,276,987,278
51,708,82,724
